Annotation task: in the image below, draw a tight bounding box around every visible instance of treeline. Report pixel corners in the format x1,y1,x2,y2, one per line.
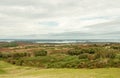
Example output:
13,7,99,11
0,47,120,68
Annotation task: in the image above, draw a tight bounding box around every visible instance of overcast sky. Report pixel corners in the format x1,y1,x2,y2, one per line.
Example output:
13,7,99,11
0,0,120,39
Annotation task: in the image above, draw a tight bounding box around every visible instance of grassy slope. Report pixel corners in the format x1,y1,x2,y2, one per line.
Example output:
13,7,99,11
0,61,120,78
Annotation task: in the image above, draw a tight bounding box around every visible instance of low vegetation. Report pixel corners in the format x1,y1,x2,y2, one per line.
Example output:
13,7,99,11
0,42,120,68
0,42,18,48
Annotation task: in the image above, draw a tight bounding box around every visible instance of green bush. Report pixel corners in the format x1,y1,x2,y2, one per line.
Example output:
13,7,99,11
1,53,11,58
11,52,28,59
0,52,31,60
95,49,116,59
33,50,47,56
116,54,120,59
78,54,88,59
67,48,99,56
109,59,120,67
67,49,82,55
81,48,99,54
111,46,120,50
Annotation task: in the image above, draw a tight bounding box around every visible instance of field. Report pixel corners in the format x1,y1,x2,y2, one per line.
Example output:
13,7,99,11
0,61,120,78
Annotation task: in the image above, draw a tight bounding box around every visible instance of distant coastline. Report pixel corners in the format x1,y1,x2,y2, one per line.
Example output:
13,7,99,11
0,39,120,43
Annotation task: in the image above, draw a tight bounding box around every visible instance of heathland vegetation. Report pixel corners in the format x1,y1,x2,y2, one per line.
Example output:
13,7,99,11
0,42,120,68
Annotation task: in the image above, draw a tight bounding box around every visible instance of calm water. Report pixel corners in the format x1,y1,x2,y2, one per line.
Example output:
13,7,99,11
0,39,120,43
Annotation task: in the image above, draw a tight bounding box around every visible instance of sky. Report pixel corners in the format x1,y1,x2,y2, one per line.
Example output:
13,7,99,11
0,0,120,39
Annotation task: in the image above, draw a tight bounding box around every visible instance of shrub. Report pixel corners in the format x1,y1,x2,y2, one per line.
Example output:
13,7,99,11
109,59,120,67
111,46,120,50
33,50,47,56
78,54,88,59
11,52,28,59
95,49,116,59
1,53,11,58
67,49,82,55
80,48,99,54
67,48,98,56
116,54,120,59
87,54,96,60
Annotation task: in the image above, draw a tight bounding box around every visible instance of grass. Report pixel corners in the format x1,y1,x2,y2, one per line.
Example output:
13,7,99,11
0,61,120,78
0,69,6,74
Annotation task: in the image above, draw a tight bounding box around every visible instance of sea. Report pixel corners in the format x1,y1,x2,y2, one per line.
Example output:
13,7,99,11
0,39,120,43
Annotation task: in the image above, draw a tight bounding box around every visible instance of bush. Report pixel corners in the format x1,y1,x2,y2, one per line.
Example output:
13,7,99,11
67,49,82,55
112,46,120,50
78,54,88,59
1,53,11,58
95,49,116,59
33,50,47,56
11,52,28,59
67,48,98,56
80,48,99,54
0,52,31,60
109,59,120,67
46,55,80,68
116,54,120,59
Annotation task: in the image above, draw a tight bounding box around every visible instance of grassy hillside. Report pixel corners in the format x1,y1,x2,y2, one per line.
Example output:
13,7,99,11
0,61,120,78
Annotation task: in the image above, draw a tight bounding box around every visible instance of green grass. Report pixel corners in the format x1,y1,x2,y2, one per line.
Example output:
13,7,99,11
0,61,120,78
0,69,6,74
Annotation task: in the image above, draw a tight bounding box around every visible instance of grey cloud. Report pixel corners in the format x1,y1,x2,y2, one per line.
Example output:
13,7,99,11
0,0,120,19
44,21,120,39
0,0,120,39
21,20,120,39
85,21,120,34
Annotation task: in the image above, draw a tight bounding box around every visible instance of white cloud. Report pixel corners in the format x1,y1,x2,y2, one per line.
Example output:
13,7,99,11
0,0,120,39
